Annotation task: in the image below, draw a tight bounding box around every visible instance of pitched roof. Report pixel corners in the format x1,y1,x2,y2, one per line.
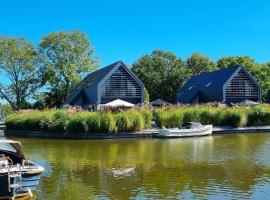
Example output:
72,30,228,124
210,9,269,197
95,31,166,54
177,66,241,103
66,61,123,104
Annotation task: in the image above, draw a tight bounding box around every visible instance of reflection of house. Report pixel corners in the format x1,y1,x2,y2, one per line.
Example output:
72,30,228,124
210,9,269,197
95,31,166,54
64,61,144,110
177,65,261,104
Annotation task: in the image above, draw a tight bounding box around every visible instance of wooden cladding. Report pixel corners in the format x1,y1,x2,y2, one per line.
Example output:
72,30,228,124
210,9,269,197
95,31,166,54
102,66,141,98
225,69,259,98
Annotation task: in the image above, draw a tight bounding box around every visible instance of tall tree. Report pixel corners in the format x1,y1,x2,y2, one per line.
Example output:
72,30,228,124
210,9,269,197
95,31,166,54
132,50,190,102
39,30,98,107
216,56,257,71
186,53,216,75
0,36,41,110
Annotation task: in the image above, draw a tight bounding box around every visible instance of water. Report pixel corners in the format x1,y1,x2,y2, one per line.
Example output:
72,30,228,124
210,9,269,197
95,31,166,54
7,134,270,199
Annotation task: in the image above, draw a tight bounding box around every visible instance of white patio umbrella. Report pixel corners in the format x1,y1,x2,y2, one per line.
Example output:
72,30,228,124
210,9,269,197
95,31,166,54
103,99,134,107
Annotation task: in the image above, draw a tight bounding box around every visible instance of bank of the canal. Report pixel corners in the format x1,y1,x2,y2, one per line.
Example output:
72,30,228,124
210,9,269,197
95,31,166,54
4,125,270,139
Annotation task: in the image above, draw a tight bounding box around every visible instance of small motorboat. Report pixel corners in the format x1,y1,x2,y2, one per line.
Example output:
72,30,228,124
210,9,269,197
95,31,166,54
0,140,44,199
157,122,213,138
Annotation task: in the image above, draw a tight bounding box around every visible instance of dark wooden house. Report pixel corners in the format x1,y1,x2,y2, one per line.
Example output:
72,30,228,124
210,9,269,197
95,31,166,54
177,65,261,104
64,61,144,110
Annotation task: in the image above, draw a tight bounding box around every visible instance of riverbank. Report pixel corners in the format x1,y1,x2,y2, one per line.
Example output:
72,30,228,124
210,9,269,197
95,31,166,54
4,126,270,139
4,105,270,139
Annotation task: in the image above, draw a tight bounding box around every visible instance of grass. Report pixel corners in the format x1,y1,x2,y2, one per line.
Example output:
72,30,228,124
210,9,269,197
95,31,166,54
154,105,270,128
5,108,153,134
5,105,270,134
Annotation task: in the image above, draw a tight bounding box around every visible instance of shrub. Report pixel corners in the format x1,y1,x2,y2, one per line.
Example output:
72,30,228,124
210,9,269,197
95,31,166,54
199,108,226,125
66,113,87,133
85,112,101,133
154,109,183,128
224,109,247,127
48,110,69,132
139,109,153,128
129,110,144,131
247,106,270,126
114,112,129,132
183,108,201,123
100,112,116,133
5,114,23,130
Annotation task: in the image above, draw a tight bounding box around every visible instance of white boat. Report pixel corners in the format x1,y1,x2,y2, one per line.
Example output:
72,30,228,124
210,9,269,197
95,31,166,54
157,122,213,138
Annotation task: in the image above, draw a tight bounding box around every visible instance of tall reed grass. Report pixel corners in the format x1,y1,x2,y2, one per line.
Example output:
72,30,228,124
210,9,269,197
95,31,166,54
154,105,270,128
5,108,153,134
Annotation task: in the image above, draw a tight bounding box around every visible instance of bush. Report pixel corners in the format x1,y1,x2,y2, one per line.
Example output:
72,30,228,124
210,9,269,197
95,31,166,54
5,114,23,130
139,109,153,128
183,108,201,123
66,113,87,133
114,112,129,132
154,109,183,128
86,113,100,133
48,110,69,132
199,108,225,125
224,109,247,127
247,106,270,126
128,110,144,131
100,112,116,133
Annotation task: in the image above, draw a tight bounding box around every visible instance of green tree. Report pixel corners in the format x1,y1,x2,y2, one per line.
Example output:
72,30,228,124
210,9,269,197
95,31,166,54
143,88,150,103
216,56,269,101
0,36,41,110
39,30,98,107
186,53,216,75
216,56,257,71
132,50,190,102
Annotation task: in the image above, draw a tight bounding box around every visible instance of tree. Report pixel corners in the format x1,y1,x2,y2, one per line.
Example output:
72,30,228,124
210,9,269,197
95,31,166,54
39,30,98,107
132,50,191,102
216,56,269,101
0,36,41,110
186,53,216,75
143,88,150,103
216,56,257,71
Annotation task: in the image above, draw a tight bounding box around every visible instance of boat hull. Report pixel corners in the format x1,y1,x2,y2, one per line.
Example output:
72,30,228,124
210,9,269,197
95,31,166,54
0,168,43,198
156,125,213,138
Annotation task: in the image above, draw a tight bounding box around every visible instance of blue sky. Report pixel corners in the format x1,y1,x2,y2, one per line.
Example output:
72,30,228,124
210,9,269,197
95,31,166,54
1,0,270,66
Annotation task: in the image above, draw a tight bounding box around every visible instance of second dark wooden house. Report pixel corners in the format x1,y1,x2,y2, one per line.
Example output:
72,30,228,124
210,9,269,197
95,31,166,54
64,61,144,110
177,65,261,104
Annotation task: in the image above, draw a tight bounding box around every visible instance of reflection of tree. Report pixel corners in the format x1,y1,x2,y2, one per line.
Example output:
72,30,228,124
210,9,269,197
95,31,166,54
11,134,270,199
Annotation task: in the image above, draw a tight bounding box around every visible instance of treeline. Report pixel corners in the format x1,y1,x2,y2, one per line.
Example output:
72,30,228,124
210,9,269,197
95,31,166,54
0,30,97,111
131,51,270,103
1,30,270,111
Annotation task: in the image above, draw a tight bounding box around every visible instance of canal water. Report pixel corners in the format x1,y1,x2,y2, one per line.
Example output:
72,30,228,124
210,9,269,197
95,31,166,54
7,134,270,199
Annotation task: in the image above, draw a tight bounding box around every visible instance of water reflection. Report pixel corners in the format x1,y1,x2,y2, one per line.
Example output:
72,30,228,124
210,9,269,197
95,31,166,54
8,133,270,199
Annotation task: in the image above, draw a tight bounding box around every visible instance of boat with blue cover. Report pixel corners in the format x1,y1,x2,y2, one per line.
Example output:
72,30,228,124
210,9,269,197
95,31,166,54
0,140,44,199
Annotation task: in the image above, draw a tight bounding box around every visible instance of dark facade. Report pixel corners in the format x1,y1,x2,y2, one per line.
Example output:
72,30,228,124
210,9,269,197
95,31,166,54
177,65,261,104
64,61,144,110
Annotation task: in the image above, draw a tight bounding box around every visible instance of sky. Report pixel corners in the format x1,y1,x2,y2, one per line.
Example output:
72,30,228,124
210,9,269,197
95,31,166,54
1,0,270,67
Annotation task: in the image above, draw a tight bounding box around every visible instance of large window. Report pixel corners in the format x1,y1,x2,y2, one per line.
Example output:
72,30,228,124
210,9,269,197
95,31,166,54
225,70,258,98
101,66,141,98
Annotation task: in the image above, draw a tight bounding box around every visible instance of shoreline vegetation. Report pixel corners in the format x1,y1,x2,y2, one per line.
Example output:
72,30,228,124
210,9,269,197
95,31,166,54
4,104,270,136
5,108,153,134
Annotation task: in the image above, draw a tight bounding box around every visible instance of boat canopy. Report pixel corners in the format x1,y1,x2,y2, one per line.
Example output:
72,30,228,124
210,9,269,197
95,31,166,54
0,140,25,159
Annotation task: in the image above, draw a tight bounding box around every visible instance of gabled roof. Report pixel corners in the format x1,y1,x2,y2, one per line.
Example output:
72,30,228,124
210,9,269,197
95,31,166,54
177,65,242,103
65,61,144,105
66,61,122,104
